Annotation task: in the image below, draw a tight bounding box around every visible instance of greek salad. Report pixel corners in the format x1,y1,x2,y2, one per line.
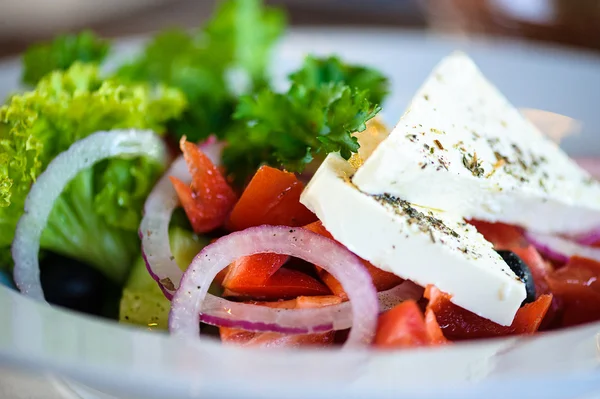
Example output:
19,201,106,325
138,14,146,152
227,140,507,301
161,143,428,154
3,0,600,350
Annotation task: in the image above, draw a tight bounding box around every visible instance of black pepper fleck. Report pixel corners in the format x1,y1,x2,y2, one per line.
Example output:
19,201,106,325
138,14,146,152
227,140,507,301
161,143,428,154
373,194,463,244
406,134,418,142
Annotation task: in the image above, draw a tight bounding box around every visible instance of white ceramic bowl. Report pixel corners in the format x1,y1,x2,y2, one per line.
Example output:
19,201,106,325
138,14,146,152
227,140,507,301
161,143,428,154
1,28,600,399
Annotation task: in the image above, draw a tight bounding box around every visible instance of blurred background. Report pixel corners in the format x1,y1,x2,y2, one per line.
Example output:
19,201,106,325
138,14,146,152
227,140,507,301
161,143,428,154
1,0,600,58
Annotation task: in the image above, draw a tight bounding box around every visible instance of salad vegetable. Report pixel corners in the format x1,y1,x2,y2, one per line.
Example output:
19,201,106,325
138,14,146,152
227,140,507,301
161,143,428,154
222,55,388,184
116,0,285,143
170,137,237,234
5,0,600,352
120,226,210,329
168,225,380,347
1,64,185,280
12,130,169,299
223,81,381,183
22,31,110,86
289,55,389,105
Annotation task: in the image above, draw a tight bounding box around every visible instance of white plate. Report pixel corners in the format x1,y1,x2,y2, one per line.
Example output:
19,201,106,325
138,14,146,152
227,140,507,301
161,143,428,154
1,28,600,399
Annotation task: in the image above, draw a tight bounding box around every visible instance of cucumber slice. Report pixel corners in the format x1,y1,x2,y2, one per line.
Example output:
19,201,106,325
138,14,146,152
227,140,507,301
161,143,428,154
119,227,210,329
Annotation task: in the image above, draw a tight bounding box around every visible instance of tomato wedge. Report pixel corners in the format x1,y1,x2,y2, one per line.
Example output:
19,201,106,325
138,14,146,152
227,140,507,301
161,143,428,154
222,166,317,294
468,220,528,250
304,221,403,299
424,309,448,345
223,267,330,300
220,295,341,347
546,256,600,327
373,300,447,349
227,165,316,231
425,286,552,341
170,138,237,234
222,253,288,289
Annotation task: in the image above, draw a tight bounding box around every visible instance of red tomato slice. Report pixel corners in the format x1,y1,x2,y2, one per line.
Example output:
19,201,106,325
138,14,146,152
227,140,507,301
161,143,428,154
222,253,289,290
170,138,237,233
249,295,343,309
318,271,348,300
424,309,449,346
303,220,333,238
223,267,331,300
373,300,446,349
366,262,405,291
425,285,552,341
546,256,600,327
219,328,255,344
227,165,317,232
468,220,528,250
511,245,559,329
220,295,341,347
220,166,318,294
304,221,403,298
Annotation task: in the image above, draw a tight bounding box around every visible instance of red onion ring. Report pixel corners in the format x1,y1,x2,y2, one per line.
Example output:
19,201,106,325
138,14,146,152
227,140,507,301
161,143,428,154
139,138,223,298
142,137,419,337
574,229,600,247
169,226,380,347
12,130,167,300
525,231,600,263
198,280,423,333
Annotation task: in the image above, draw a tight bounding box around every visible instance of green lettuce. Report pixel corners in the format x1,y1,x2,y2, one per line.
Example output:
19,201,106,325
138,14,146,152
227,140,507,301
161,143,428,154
222,83,381,184
115,0,285,142
289,55,390,105
21,31,110,86
0,63,186,281
221,54,388,184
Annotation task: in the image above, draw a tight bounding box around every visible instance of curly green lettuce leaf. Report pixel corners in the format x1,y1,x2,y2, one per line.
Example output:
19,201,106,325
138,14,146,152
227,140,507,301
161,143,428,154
223,82,381,183
203,0,286,89
0,63,186,278
119,227,211,329
115,0,285,142
22,31,110,86
289,55,390,105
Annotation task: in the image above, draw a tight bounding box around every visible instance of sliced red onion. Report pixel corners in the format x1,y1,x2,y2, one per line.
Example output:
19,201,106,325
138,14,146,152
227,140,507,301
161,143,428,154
197,136,226,167
139,138,223,298
169,226,379,347
525,231,600,264
573,229,600,247
198,280,423,333
13,130,167,300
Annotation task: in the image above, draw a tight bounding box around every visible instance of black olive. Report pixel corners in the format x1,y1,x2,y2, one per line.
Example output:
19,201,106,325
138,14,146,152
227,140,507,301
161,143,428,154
40,252,120,318
496,250,536,305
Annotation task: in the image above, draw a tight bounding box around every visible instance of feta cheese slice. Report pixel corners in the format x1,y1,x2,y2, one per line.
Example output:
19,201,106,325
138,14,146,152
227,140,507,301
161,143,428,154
300,153,526,326
352,52,600,236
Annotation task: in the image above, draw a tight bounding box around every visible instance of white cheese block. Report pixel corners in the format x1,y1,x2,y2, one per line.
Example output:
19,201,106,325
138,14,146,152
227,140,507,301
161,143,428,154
300,153,526,326
352,52,600,236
